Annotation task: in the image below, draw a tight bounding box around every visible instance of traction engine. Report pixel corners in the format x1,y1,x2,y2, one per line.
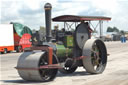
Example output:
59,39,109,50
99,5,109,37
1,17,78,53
16,3,111,82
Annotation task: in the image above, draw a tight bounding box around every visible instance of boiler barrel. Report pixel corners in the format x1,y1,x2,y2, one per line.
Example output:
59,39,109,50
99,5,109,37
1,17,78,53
56,44,73,58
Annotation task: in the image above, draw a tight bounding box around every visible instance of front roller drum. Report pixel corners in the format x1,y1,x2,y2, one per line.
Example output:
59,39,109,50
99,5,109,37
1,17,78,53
82,39,107,74
16,51,58,82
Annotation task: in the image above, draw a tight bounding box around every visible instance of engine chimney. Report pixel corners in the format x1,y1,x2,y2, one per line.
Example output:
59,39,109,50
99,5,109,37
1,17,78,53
44,3,52,42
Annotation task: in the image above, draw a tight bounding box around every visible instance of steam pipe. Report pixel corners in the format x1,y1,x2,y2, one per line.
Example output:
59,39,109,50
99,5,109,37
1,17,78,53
44,3,52,42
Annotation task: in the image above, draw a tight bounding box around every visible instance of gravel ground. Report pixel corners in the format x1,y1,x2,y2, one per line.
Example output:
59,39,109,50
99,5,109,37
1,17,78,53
0,41,128,85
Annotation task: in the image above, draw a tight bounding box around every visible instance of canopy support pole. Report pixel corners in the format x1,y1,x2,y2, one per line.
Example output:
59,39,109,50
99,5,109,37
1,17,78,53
99,20,103,38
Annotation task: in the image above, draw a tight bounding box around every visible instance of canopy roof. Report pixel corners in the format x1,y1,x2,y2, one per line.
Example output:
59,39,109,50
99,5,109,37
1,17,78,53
52,15,111,22
11,22,32,37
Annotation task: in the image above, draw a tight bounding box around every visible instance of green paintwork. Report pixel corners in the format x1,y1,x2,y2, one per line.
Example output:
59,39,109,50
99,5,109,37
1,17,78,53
56,44,73,58
64,35,74,48
12,22,32,37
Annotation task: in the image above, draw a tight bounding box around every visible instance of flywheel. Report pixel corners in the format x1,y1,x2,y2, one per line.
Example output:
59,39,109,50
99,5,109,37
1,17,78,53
75,22,90,49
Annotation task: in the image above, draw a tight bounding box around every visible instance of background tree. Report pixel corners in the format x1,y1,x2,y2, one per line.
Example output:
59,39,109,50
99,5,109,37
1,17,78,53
107,27,113,32
32,29,36,33
120,30,125,35
39,26,46,35
107,26,120,32
39,26,46,41
113,27,119,32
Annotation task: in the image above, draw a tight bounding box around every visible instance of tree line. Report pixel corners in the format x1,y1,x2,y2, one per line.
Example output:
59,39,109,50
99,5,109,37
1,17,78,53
107,26,125,35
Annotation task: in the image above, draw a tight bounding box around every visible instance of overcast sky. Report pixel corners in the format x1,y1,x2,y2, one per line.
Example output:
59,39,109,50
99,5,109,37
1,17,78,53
0,0,128,32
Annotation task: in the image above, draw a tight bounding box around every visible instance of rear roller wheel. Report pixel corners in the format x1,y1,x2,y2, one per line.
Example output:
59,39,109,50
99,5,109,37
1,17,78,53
82,39,107,74
16,51,58,82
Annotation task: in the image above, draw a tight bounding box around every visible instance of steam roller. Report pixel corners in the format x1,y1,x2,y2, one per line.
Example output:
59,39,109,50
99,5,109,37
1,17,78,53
16,3,111,82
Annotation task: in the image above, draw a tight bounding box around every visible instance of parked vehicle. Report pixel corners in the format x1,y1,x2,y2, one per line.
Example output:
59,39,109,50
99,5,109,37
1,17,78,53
0,23,32,54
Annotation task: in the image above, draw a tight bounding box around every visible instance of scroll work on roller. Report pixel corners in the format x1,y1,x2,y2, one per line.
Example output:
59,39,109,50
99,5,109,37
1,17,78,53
16,3,111,82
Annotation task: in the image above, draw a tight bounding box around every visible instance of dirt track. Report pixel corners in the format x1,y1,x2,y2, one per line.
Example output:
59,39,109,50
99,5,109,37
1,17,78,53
0,41,128,85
